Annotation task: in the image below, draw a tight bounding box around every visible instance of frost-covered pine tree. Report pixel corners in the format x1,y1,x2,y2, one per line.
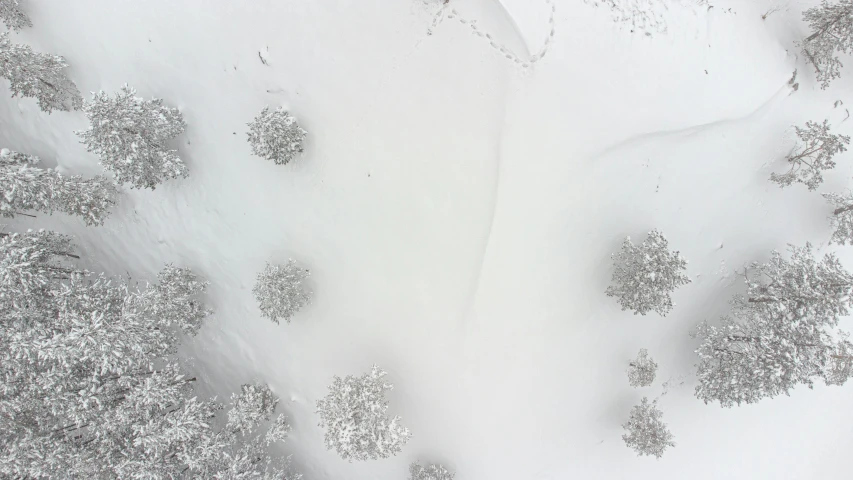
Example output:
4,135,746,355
77,84,188,190
252,260,312,324
693,243,853,407
409,462,455,480
770,120,850,190
800,0,853,88
0,32,82,112
0,0,31,31
0,233,301,479
605,229,691,316
247,106,308,165
316,365,411,461
621,397,675,459
627,348,658,388
823,191,853,245
0,148,118,225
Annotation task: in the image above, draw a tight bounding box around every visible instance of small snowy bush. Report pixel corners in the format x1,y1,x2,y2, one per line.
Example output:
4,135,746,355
0,32,82,112
0,0,31,31
770,120,849,190
627,348,658,388
824,191,853,244
316,365,411,461
228,382,280,433
247,106,307,165
252,260,311,324
800,0,853,88
77,85,187,190
605,229,690,316
409,462,455,480
622,397,675,458
0,148,118,225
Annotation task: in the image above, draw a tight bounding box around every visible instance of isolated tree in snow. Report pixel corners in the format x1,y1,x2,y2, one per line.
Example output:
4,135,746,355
247,106,307,165
800,0,853,88
0,148,118,225
0,32,82,112
409,461,455,480
77,84,188,190
693,243,853,407
770,120,850,190
252,260,312,324
824,191,853,244
0,233,302,479
605,229,690,316
0,0,30,31
627,348,658,388
316,365,411,461
622,397,675,459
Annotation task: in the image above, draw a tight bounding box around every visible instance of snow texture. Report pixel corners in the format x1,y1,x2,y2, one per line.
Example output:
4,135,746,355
76,84,187,190
621,397,675,458
252,260,312,324
605,229,691,316
315,365,411,461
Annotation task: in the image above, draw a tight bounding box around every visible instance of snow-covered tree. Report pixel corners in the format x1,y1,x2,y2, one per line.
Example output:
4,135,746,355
605,229,691,316
316,365,411,461
1,148,118,226
0,32,82,112
0,0,31,31
247,106,307,165
622,397,675,459
252,260,312,324
228,382,280,434
0,233,301,479
770,120,850,190
627,348,658,388
693,243,853,407
77,84,187,190
800,0,853,88
409,461,455,480
823,191,853,244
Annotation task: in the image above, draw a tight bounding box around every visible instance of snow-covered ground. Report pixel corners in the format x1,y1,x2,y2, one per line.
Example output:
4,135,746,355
2,0,853,478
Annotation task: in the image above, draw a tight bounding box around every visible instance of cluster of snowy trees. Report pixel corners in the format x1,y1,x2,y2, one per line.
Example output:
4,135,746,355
0,229,300,478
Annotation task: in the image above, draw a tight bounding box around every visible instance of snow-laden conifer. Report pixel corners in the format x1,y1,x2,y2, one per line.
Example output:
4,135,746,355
316,365,411,461
693,244,853,407
606,229,690,316
0,32,82,112
409,461,455,480
0,0,30,31
77,84,187,190
770,120,849,190
0,148,117,225
247,106,307,165
823,191,853,244
627,348,658,388
621,397,675,459
800,0,853,88
253,260,311,324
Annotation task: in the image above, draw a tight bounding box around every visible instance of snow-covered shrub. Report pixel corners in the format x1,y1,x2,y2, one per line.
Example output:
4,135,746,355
622,397,675,458
247,106,307,165
409,462,455,480
627,348,658,388
0,32,81,112
77,84,187,190
693,243,853,407
0,0,30,31
316,365,411,461
252,260,312,324
800,0,853,88
605,229,690,316
0,234,301,479
823,191,853,244
770,120,849,190
0,148,118,225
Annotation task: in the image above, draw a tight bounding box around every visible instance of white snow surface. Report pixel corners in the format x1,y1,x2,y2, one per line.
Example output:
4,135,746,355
2,0,853,479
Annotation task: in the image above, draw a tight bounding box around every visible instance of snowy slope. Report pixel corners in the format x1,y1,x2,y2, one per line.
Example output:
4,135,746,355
2,0,853,479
